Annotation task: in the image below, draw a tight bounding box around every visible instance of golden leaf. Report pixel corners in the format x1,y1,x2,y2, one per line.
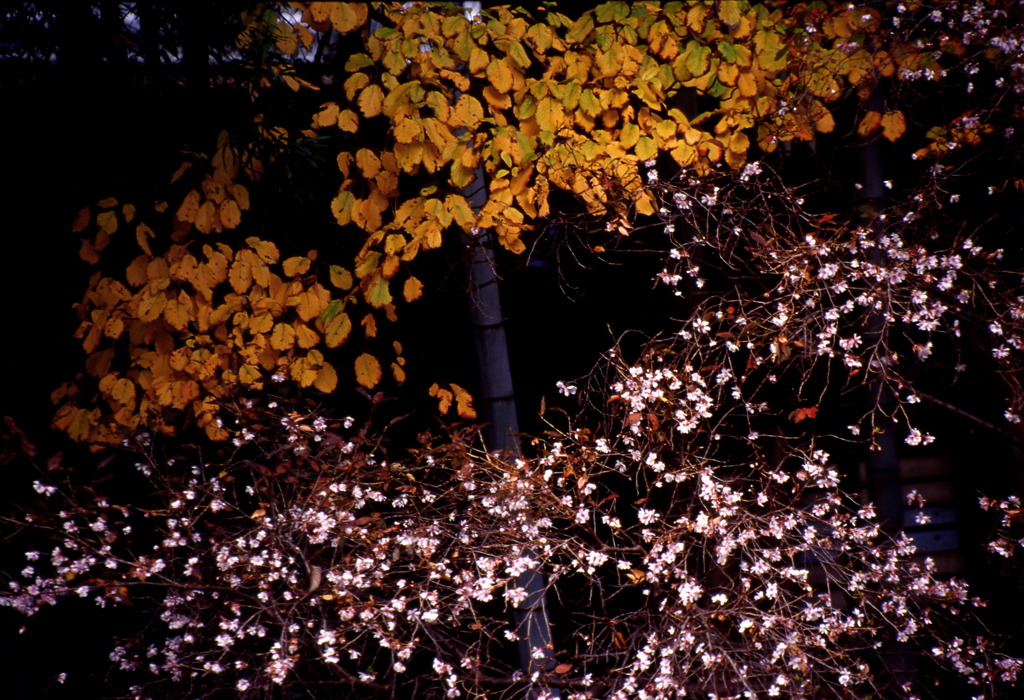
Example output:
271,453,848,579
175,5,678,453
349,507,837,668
219,199,242,229
718,61,739,86
314,102,340,128
718,0,741,27
274,21,298,55
452,94,484,129
324,312,352,348
295,283,330,322
331,190,356,226
737,71,757,98
358,85,385,118
246,237,280,264
391,362,406,384
394,117,423,144
176,189,201,223
428,382,453,414
163,293,191,331
194,200,216,234
270,322,296,350
294,322,320,349
229,256,254,294
451,383,477,420
137,287,167,322
134,223,154,256
329,265,354,290
634,136,657,161
230,184,250,210
857,110,882,137
239,364,262,385
283,256,312,277
355,353,382,388
337,109,359,132
98,196,118,209
361,313,377,338
881,110,907,142
356,148,382,178
111,377,136,406
330,2,367,34
67,408,94,442
815,109,836,134
79,239,100,264
97,210,118,235
126,255,149,287
403,276,424,302
487,57,514,94
104,315,125,339
313,361,338,392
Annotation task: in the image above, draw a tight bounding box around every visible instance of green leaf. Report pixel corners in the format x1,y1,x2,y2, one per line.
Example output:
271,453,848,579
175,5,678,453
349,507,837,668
365,274,392,308
321,298,344,324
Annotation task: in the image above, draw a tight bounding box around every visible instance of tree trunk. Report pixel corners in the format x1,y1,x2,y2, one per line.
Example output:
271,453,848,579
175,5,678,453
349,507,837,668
462,186,558,698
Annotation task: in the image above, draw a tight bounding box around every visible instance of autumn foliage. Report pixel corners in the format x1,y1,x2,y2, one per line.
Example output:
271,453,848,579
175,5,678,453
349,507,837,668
7,1,1024,698
53,0,999,447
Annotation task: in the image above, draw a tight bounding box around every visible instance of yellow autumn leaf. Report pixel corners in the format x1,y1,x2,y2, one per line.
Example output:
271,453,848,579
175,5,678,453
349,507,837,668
737,71,757,98
194,200,216,234
283,256,311,277
330,2,367,34
358,85,385,118
452,94,483,129
313,361,338,392
176,189,201,223
229,256,254,294
238,364,262,385
355,353,382,388
290,353,320,388
858,110,882,137
329,265,354,290
450,383,477,420
219,199,242,229
403,276,424,302
487,57,514,93
137,288,167,322
337,109,359,132
429,382,453,414
356,148,382,178
66,407,94,442
294,323,320,349
294,284,330,322
391,362,406,384
79,239,100,264
111,377,136,405
332,190,356,226
881,110,907,142
815,109,836,134
718,0,741,26
324,312,352,348
163,293,191,331
246,237,280,264
96,210,118,235
270,322,296,350
314,102,340,128
394,117,423,144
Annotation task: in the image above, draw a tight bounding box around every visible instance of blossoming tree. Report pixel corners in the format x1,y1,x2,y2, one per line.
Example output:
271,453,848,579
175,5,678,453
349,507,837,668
6,1,1024,698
